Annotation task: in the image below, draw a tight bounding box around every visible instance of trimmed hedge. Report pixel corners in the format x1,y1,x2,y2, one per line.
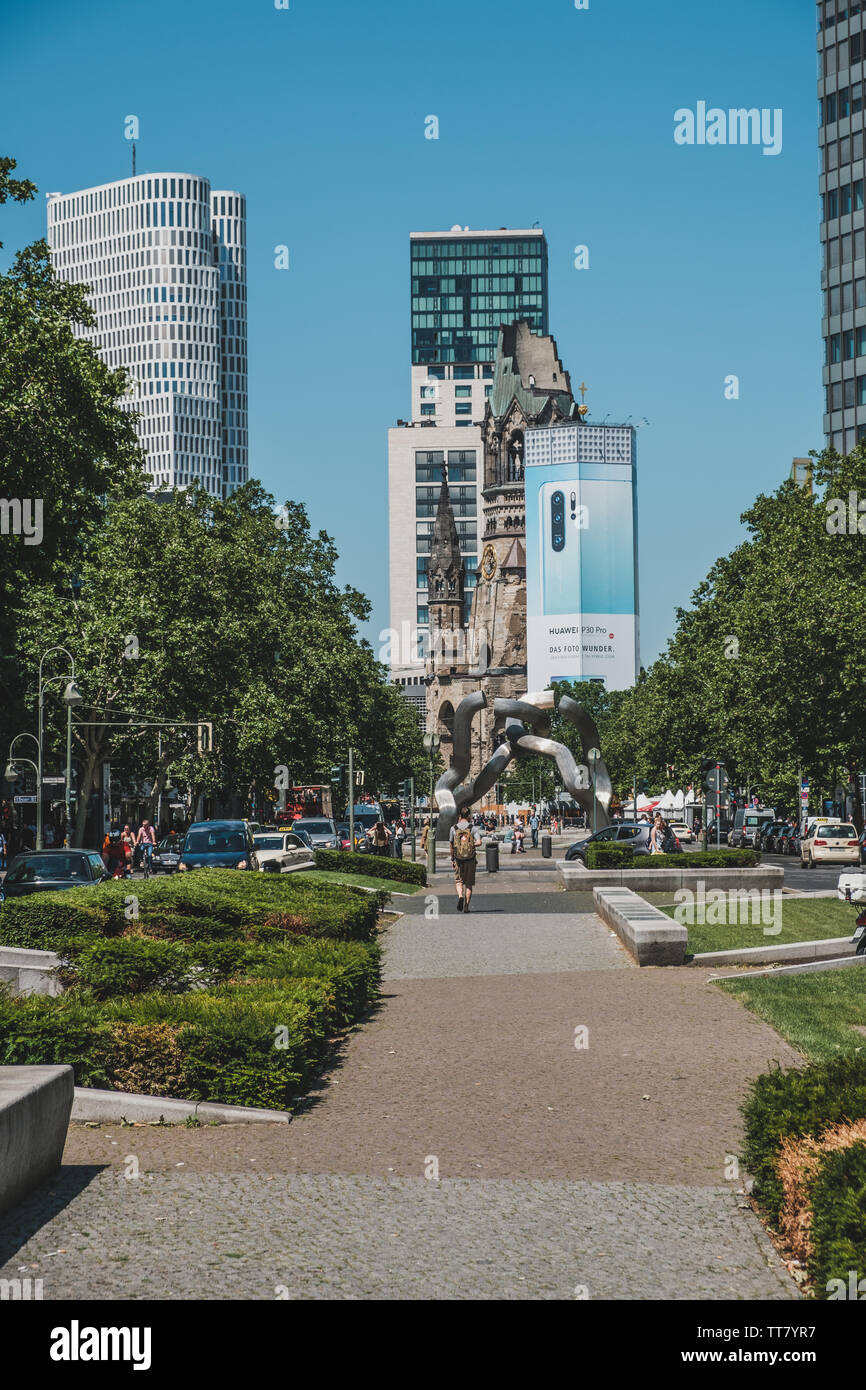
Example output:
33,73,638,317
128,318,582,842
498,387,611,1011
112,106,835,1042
0,868,380,946
0,868,384,1110
741,1054,866,1225
313,848,426,886
809,1142,866,1296
632,849,759,869
585,843,634,869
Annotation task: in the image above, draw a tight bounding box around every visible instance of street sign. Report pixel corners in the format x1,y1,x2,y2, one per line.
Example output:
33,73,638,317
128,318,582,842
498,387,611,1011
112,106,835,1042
13,795,36,804
705,767,729,794
354,770,365,787
42,776,66,785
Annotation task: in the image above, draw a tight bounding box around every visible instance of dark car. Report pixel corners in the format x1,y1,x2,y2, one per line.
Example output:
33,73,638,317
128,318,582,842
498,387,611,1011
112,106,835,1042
705,817,731,845
292,817,341,850
1,848,110,899
565,822,655,863
758,821,785,853
151,837,183,874
777,824,799,856
177,820,259,872
335,822,366,851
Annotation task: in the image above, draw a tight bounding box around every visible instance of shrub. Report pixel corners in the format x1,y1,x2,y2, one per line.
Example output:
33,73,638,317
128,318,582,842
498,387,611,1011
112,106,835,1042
741,1054,866,1224
636,849,758,869
585,843,634,869
313,848,426,886
59,938,191,999
809,1142,866,1296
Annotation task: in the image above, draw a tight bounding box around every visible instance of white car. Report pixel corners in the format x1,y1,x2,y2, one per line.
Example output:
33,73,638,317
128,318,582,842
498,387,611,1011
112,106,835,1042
800,822,860,869
669,822,693,844
253,832,316,873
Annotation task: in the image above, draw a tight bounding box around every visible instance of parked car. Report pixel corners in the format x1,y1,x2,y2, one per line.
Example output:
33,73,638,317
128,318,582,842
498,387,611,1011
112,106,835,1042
800,821,860,869
668,821,693,844
177,820,259,872
335,821,366,852
565,822,654,863
1,849,110,899
775,824,799,856
291,817,342,850
252,831,316,873
151,837,183,874
754,821,782,852
705,817,731,845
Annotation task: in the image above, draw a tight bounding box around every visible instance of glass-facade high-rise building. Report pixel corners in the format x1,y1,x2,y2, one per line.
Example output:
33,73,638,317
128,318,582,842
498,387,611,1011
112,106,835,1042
818,3,866,451
389,228,549,708
47,173,247,498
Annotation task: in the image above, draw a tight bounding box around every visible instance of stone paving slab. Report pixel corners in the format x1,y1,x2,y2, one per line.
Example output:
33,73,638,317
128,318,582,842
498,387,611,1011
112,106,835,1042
383,903,631,979
0,1171,797,1300
57,969,802,1186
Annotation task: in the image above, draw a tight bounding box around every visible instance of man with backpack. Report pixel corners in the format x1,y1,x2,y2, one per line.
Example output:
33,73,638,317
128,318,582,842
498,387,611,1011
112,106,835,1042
450,812,477,913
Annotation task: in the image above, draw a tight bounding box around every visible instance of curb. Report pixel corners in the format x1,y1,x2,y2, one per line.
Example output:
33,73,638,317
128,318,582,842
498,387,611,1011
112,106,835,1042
709,954,866,981
71,1087,290,1125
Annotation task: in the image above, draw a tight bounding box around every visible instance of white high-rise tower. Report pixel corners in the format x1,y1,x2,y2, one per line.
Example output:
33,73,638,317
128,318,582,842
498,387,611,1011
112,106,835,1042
47,173,247,498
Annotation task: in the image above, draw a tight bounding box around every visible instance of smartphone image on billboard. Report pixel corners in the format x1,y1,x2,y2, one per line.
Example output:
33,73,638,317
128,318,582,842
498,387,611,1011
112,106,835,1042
538,480,582,617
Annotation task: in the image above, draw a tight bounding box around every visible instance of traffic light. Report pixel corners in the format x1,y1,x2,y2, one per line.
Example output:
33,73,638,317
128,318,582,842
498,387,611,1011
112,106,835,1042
636,777,649,794
330,764,345,788
398,779,412,800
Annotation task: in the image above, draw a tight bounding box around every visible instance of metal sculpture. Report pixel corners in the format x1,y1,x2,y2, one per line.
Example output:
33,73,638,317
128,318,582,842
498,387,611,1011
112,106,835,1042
434,689,611,841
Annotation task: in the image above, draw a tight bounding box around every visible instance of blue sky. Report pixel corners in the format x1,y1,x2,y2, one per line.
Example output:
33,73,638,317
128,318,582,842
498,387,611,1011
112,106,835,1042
2,0,820,667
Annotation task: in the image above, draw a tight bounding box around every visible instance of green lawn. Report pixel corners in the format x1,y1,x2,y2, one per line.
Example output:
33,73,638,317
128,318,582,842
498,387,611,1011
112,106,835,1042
642,892,857,955
717,970,866,1062
294,869,424,896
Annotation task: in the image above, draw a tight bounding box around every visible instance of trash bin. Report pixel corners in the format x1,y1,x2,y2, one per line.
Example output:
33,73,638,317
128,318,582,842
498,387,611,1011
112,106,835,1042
485,840,499,873
541,833,552,859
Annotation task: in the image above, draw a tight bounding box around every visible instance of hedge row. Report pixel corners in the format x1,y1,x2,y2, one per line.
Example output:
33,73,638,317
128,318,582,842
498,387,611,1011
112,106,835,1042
313,848,426,886
0,869,384,1110
0,868,381,950
583,846,759,871
741,1055,866,1296
585,843,634,869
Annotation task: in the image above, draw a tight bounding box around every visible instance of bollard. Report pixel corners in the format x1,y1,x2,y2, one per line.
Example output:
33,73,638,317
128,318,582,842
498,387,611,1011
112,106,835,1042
485,841,499,874
541,833,552,859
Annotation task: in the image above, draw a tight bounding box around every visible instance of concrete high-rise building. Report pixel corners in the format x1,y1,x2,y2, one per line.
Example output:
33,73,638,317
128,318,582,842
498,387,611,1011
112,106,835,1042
388,228,549,708
818,3,866,451
46,173,247,498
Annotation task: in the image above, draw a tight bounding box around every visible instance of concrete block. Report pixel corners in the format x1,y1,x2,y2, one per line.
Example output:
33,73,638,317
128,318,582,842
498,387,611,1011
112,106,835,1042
593,887,688,966
0,1066,74,1216
558,861,784,893
692,936,858,967
0,946,62,997
71,1088,290,1125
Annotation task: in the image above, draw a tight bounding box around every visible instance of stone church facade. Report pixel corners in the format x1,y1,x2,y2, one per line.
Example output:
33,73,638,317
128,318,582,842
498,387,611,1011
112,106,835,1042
425,321,585,789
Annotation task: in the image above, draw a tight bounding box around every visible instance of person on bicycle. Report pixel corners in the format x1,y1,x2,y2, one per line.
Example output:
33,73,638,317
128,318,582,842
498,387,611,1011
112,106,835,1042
136,820,157,875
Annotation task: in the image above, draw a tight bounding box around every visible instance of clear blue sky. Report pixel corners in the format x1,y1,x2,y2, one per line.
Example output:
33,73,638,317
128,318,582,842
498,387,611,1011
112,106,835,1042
1,0,820,667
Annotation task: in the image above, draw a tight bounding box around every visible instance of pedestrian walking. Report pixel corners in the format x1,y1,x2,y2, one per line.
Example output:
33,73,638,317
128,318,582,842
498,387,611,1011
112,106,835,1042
0,827,6,871
529,809,540,849
371,819,390,857
450,812,477,913
394,821,405,858
420,820,430,857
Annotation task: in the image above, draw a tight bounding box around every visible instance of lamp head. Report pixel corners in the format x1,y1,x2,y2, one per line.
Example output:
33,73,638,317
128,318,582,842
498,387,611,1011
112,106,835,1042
63,680,83,706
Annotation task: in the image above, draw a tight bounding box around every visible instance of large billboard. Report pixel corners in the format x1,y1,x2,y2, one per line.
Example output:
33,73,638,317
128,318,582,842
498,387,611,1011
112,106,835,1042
524,424,639,691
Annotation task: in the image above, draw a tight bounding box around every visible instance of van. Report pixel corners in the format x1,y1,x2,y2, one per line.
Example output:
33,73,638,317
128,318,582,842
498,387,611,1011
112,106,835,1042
730,807,775,848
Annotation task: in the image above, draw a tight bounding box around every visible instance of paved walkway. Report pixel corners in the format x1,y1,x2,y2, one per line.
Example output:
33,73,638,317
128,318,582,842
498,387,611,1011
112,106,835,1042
0,867,802,1300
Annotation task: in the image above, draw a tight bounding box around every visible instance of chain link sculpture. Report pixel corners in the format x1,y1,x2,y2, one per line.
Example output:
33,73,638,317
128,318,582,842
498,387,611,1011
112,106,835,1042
434,689,612,843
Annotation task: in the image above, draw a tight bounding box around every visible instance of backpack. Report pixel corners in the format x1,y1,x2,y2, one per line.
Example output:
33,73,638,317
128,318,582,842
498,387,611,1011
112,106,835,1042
453,826,476,861
662,825,677,854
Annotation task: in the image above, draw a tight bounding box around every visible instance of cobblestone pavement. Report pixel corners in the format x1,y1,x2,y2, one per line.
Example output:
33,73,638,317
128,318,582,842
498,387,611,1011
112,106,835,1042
0,887,803,1299
0,1172,794,1301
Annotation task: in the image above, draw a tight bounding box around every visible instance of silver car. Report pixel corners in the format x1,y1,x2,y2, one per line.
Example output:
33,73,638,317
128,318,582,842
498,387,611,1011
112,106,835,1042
291,817,342,850
253,832,316,873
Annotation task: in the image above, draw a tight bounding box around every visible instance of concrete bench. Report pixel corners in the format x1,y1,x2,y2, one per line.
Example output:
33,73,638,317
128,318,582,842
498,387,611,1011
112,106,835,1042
0,945,62,998
559,861,784,893
593,886,688,966
0,1066,74,1216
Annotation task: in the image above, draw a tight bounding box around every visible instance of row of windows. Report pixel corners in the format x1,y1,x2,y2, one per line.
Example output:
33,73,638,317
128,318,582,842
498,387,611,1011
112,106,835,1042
411,259,543,280
826,376,866,407
413,297,545,317
821,83,865,123
415,500,476,517
422,365,494,380
414,450,477,466
412,276,544,296
414,464,476,483
412,238,543,256
822,129,866,170
824,277,866,311
63,265,224,295
825,325,866,358
823,179,865,217
420,385,476,399
825,227,866,264
820,4,865,31
420,402,478,416
821,31,864,76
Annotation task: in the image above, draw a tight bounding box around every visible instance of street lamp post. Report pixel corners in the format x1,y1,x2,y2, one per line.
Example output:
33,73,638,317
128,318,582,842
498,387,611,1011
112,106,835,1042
4,735,40,848
37,648,82,849
587,747,601,836
422,731,440,873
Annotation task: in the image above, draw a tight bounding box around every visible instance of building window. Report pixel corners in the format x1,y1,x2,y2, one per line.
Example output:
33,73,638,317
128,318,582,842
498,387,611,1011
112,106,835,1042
455,386,472,397
453,366,474,379
857,325,866,355
829,333,842,362
417,606,429,625
420,403,436,416
455,403,473,415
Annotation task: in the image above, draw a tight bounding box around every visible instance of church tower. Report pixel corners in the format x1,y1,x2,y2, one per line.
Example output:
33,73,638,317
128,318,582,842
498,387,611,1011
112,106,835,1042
424,321,585,789
427,470,465,677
